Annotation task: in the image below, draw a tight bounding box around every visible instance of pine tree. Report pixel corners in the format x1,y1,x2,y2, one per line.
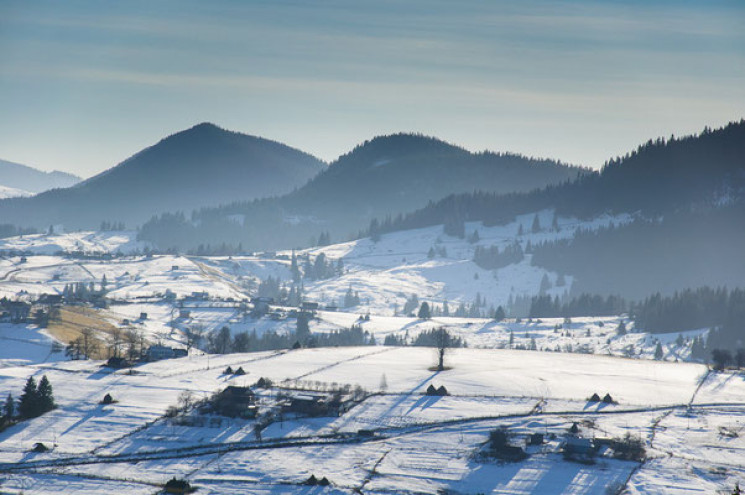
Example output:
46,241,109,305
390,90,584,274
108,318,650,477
539,274,552,294
531,214,541,233
36,375,55,414
296,313,311,340
18,376,39,419
3,393,14,419
494,306,506,322
616,321,627,336
290,250,301,283
654,342,664,360
417,302,431,320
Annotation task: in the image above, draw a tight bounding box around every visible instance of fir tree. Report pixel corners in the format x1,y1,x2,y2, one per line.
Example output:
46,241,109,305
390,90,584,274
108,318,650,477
654,342,663,360
531,214,541,233
3,392,14,419
18,376,38,419
494,306,506,322
616,321,627,336
36,375,55,414
417,302,431,320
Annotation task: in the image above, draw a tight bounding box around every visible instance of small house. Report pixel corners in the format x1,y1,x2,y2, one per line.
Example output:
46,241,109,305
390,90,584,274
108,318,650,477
38,294,63,306
213,386,257,418
527,433,544,446
139,312,148,320
146,345,186,361
164,478,192,494
300,301,319,311
562,436,596,463
324,304,339,312
251,296,274,315
283,392,339,417
178,309,191,319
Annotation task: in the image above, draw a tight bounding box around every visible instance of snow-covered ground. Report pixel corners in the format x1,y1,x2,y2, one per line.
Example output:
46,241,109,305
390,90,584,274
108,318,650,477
0,347,742,494
296,210,632,315
0,184,32,199
1,215,734,493
0,230,150,255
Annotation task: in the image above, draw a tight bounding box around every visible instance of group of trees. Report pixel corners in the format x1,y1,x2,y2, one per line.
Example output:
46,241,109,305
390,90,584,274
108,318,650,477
99,221,126,231
473,243,524,270
529,293,627,318
301,253,343,281
61,280,107,303
2,375,55,427
531,203,745,298
0,223,36,239
632,287,744,336
66,327,147,362
204,321,377,355
710,348,745,371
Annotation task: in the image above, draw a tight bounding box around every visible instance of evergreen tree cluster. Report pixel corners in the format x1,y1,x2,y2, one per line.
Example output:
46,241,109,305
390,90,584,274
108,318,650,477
530,203,745,298
302,253,343,281
9,375,56,420
529,293,627,318
205,322,376,355
343,287,361,308
411,327,465,348
473,243,524,270
632,287,745,342
0,223,37,239
364,121,745,239
99,221,126,231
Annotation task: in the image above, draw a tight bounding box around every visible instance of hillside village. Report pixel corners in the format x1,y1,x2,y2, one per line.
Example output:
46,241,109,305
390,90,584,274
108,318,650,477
0,209,743,494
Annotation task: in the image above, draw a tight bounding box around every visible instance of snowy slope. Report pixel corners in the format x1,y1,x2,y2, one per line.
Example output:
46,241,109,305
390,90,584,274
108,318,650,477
0,184,32,199
0,230,150,255
0,347,741,494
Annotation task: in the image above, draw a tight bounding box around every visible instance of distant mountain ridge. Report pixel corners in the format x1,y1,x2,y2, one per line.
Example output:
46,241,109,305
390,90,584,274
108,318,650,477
138,132,585,251
362,120,745,300
0,159,80,194
0,123,326,228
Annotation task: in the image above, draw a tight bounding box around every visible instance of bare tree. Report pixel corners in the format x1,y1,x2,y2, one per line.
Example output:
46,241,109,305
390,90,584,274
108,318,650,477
125,329,143,360
80,328,99,359
109,327,124,358
184,324,206,352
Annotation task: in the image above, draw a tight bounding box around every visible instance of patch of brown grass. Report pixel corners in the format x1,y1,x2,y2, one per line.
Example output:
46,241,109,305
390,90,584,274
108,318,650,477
46,306,119,359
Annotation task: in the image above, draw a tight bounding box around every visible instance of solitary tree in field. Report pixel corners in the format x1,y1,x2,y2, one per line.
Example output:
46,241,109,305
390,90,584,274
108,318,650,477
431,327,456,371
417,302,431,320
654,342,664,360
494,306,506,322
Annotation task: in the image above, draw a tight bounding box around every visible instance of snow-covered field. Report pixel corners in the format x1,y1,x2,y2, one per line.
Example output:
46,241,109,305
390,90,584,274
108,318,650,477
0,347,742,494
1,216,736,494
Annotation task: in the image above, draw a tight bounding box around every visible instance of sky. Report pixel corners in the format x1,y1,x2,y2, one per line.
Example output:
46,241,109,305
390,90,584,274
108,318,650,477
0,0,743,178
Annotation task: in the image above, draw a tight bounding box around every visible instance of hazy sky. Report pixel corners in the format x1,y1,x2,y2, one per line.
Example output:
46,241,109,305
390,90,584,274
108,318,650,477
1,1,743,178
